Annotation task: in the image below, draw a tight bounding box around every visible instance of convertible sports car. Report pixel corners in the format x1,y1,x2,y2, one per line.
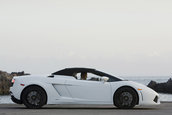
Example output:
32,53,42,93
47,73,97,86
10,68,160,109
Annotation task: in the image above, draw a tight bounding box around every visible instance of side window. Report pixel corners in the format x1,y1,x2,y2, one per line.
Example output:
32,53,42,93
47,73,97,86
87,73,101,81
74,73,81,79
75,72,89,80
75,72,101,81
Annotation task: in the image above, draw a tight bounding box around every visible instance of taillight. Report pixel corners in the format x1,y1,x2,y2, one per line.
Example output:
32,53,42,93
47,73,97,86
11,79,15,87
12,79,15,83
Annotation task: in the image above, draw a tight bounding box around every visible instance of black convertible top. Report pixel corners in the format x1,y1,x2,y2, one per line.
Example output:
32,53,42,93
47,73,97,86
53,68,103,76
52,68,122,82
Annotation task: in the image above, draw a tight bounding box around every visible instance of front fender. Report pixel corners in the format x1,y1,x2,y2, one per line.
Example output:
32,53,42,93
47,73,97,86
110,81,147,105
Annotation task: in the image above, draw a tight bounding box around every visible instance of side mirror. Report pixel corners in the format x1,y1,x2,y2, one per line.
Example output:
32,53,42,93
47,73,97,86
101,77,109,82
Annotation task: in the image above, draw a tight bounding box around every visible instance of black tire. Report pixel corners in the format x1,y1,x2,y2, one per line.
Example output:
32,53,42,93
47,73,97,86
21,86,47,109
114,87,138,109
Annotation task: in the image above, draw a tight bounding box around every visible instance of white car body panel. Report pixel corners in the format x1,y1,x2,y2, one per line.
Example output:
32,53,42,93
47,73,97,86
10,70,160,107
65,79,111,104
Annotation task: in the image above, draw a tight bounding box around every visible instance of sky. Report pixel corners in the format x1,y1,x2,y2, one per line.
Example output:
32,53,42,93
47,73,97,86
0,0,172,76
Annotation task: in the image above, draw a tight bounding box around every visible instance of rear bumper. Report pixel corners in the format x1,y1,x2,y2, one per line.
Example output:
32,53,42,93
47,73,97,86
10,92,22,104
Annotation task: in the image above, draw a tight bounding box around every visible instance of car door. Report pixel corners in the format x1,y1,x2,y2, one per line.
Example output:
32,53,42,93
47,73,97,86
65,74,112,104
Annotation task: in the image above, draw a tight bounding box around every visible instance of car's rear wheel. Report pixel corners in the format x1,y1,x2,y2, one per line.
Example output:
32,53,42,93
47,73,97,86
21,86,47,109
114,87,138,109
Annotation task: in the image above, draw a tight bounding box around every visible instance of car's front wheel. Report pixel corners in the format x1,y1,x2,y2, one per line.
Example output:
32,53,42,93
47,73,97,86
21,86,47,109
114,87,138,109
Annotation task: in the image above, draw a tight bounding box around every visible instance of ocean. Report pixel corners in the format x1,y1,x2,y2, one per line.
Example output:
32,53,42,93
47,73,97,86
0,76,172,104
122,76,171,85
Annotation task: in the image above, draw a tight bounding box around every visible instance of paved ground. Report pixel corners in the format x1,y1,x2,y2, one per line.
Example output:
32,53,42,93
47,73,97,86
0,103,172,115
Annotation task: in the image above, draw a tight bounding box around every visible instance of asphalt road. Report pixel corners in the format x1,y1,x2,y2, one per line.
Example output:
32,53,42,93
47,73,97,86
0,103,172,115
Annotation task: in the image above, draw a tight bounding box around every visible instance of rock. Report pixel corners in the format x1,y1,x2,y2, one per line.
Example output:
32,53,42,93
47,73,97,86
147,78,172,94
0,70,30,95
0,71,12,95
11,71,30,76
167,78,172,84
147,80,157,89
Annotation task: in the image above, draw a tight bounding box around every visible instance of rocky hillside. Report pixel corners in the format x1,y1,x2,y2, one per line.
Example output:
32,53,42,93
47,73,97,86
148,78,172,94
0,70,30,95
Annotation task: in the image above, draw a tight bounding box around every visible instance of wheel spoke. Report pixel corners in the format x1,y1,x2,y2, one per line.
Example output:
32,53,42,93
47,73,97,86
120,92,133,106
27,91,41,106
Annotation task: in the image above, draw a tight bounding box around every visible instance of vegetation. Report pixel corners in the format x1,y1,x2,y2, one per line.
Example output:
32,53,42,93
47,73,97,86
0,70,30,95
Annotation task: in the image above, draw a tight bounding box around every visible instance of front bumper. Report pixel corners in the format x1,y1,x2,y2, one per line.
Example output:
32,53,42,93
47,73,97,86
139,89,160,105
153,95,159,103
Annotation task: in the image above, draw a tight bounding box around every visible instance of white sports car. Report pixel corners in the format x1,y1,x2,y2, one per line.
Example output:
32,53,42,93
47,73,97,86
10,68,160,109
